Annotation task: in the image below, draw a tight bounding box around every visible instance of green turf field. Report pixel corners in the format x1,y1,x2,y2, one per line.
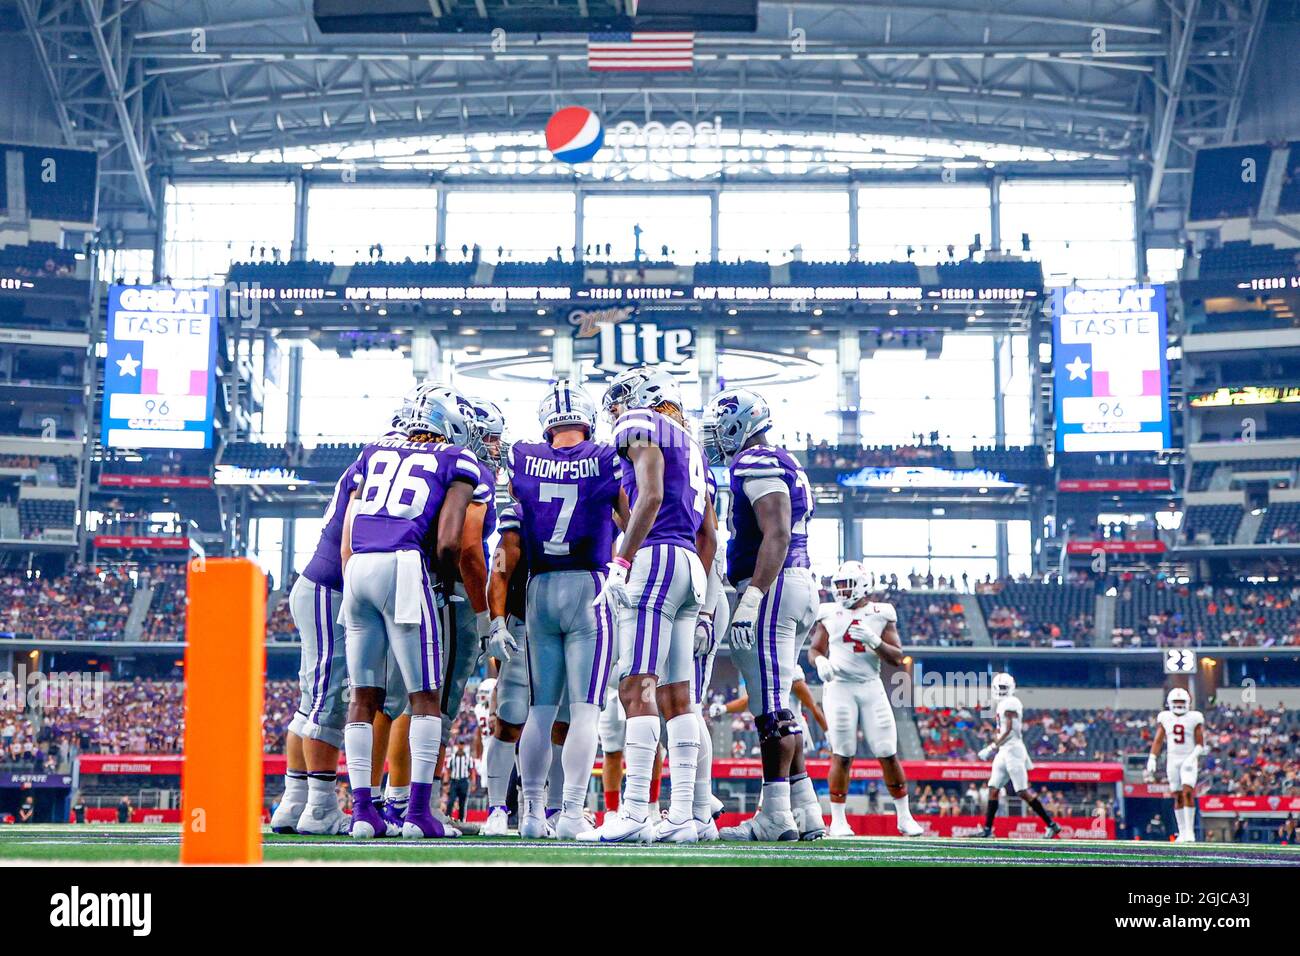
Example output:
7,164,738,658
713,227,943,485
1,825,1299,865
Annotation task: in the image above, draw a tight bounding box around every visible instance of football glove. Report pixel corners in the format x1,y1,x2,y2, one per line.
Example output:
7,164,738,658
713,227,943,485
849,621,881,650
729,586,764,651
814,655,837,683
592,559,632,609
978,744,997,762
484,616,518,663
708,702,727,719
694,614,716,656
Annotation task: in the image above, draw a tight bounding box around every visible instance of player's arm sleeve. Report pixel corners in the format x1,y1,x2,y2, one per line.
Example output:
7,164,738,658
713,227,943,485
611,411,656,455
451,448,483,487
700,557,723,617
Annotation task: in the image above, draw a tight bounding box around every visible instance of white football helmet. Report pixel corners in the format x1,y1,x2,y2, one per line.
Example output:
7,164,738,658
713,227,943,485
831,560,871,607
466,396,507,466
539,380,598,438
1166,687,1191,716
476,677,497,709
603,365,682,415
401,382,473,446
991,672,1016,700
703,388,772,463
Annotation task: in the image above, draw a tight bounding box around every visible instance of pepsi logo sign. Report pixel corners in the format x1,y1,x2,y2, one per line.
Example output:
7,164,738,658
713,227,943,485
546,107,604,164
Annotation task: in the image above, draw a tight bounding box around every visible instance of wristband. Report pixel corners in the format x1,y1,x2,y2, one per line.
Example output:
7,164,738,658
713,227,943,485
612,556,632,570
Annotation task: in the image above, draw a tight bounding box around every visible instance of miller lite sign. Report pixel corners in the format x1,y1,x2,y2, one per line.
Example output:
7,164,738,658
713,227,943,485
569,306,694,373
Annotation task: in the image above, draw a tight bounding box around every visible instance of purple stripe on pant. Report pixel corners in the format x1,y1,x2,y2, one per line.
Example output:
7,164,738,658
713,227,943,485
766,571,785,713
587,571,608,705
755,585,773,713
309,583,326,721
646,545,675,674
632,545,663,675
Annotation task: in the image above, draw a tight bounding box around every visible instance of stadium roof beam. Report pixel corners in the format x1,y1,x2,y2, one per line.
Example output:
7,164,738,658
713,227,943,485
1144,0,1272,216
17,0,157,215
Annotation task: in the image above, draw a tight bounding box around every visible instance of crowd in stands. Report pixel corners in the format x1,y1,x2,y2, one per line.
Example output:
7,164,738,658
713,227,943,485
1111,579,1300,647
0,242,78,277
805,441,955,471
978,580,1095,647
0,566,134,641
0,453,78,487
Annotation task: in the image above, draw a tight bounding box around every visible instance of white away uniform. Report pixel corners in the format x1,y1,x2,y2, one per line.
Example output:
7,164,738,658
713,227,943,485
1158,709,1205,790
818,601,898,759
988,695,1032,791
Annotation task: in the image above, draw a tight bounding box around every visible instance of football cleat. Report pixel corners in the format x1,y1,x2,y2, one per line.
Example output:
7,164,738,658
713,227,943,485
710,795,725,820
1044,822,1063,840
269,799,305,834
576,811,655,844
972,826,995,838
898,817,925,838
482,807,510,837
435,806,478,835
401,811,460,839
694,818,720,842
295,804,350,836
348,800,389,840
554,813,595,840
827,820,856,838
794,805,827,840
519,813,556,839
720,811,799,842
653,816,699,844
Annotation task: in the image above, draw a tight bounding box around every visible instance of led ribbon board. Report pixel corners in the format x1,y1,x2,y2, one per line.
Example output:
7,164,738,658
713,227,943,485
1053,285,1171,453
102,285,218,449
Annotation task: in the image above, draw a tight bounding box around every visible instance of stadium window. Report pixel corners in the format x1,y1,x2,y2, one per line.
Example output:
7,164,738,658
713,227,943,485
163,181,295,285
307,186,438,264
296,349,416,447
718,190,850,263
443,191,576,263
998,180,1136,286
582,194,712,263
855,185,991,264
96,247,154,285
1146,247,1186,284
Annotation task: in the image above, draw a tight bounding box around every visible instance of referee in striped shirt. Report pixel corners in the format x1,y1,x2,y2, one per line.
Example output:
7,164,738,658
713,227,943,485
444,741,474,822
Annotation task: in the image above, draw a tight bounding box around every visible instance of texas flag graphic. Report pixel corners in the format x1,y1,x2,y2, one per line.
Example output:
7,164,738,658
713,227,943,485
1053,286,1171,454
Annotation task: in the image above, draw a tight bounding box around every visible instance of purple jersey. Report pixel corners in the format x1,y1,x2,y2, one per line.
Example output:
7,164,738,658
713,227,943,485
612,408,707,551
302,458,363,592
471,457,497,566
725,443,813,586
349,436,481,559
507,439,622,574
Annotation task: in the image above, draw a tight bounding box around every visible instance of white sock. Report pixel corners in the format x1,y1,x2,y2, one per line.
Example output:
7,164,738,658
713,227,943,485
1173,808,1187,839
306,773,336,808
1180,806,1195,839
485,736,516,810
519,704,557,818
693,710,715,823
622,715,661,823
408,714,442,785
830,801,848,828
547,742,566,812
383,783,409,808
666,714,700,826
343,722,373,794
282,771,308,806
561,703,601,818
894,794,916,825
762,779,792,816
791,772,821,826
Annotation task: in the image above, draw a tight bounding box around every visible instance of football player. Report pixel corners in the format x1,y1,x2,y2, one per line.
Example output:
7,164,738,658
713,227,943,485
473,676,496,778
508,381,628,838
808,561,923,838
975,672,1062,839
580,366,716,844
340,385,479,839
702,388,820,842
269,446,365,836
481,504,529,836
1146,687,1205,843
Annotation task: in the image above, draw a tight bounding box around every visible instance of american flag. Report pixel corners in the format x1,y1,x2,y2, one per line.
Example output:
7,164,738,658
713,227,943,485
587,32,695,72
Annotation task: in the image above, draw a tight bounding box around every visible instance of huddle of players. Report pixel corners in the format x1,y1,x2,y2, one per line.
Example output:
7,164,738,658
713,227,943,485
271,362,1170,843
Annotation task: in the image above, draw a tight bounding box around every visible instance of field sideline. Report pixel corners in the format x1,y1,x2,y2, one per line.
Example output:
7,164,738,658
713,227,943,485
1,825,1299,866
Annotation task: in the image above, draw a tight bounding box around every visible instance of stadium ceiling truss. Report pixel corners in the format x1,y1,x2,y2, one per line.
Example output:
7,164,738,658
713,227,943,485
13,0,1275,237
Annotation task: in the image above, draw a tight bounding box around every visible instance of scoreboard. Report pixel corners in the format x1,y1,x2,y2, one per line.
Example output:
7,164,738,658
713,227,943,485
1052,285,1171,454
102,285,218,450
